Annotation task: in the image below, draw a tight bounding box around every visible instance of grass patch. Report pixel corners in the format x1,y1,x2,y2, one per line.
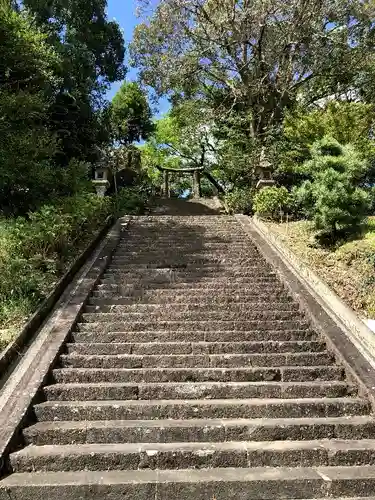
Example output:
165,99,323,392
267,217,375,317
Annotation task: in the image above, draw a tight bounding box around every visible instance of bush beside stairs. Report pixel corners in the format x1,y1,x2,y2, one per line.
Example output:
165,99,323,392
2,200,375,499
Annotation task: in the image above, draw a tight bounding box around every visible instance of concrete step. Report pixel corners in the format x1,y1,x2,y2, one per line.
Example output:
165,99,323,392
111,251,266,260
95,282,287,292
116,237,258,245
91,288,291,301
100,275,280,284
85,302,299,313
34,398,370,422
88,293,293,304
11,439,375,473
43,381,355,402
3,466,375,499
114,246,258,255
52,366,345,384
121,237,257,245
114,245,258,253
59,352,335,369
23,415,375,446
109,260,273,268
65,340,327,356
104,268,277,277
123,228,245,234
80,310,302,322
121,235,252,243
71,329,318,343
76,319,311,333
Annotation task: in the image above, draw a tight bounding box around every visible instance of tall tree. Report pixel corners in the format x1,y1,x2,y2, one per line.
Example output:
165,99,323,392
0,0,60,214
145,100,216,170
20,0,126,164
131,0,375,142
111,82,154,145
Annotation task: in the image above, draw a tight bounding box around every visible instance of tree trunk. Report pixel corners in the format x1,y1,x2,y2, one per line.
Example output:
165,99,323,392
193,170,202,198
163,170,170,198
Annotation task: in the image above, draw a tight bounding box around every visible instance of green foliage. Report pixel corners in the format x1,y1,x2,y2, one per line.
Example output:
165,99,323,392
294,137,370,241
254,187,292,220
145,100,216,170
0,194,113,329
11,194,112,260
113,187,148,216
276,102,375,187
111,82,154,145
368,187,375,215
0,3,60,214
213,111,258,189
0,0,60,92
0,90,59,215
224,188,255,215
0,0,126,212
132,0,375,143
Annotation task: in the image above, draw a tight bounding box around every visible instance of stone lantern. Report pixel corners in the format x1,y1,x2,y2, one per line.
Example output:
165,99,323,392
92,162,110,197
255,148,275,190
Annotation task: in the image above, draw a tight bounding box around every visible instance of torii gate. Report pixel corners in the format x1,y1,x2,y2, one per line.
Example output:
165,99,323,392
155,166,224,198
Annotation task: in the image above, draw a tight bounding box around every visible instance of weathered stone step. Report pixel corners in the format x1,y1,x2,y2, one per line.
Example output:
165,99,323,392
114,247,257,256
91,290,291,303
96,282,287,292
81,310,302,323
71,329,317,343
109,260,272,268
92,287,289,299
34,398,370,422
3,467,375,499
76,319,311,333
124,227,245,234
112,251,264,259
23,415,375,446
113,246,260,254
3,467,375,500
59,352,335,369
43,381,355,401
119,238,259,246
52,366,345,384
104,268,276,277
65,340,326,356
108,261,273,269
89,293,293,304
127,216,237,223
11,439,375,473
100,275,279,284
122,235,251,243
127,216,237,222
86,302,298,313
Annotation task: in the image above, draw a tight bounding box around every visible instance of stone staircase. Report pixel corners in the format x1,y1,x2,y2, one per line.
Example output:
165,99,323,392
2,211,375,499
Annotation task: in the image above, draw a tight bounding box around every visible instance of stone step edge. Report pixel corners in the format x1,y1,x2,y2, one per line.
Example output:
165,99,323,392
43,380,353,391
23,414,375,433
35,397,368,408
2,466,375,499
11,441,375,474
12,439,375,457
64,341,326,355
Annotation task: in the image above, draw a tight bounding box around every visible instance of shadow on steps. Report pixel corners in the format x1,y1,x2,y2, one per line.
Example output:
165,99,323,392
152,198,223,215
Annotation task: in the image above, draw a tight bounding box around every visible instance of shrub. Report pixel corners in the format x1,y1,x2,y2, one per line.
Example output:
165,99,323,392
12,194,112,260
253,186,291,220
368,186,375,215
113,187,148,216
0,194,113,329
294,136,370,242
224,187,255,214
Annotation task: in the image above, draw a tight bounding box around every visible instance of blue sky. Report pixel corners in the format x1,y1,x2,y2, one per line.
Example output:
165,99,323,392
106,0,170,116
